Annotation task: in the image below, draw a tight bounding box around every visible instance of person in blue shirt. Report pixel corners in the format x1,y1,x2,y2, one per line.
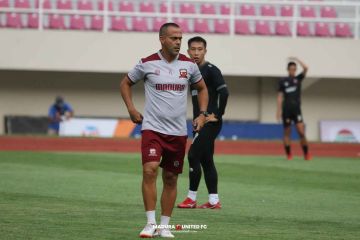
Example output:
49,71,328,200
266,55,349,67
48,96,74,135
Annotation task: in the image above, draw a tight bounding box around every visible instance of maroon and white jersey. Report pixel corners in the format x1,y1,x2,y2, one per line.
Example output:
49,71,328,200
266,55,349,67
128,51,202,136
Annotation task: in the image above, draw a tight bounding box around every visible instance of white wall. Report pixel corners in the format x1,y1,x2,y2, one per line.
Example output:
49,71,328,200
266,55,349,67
1,29,360,79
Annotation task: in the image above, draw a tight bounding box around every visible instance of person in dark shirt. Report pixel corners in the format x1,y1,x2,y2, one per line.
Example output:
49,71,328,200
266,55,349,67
277,57,311,161
178,36,229,209
48,96,74,135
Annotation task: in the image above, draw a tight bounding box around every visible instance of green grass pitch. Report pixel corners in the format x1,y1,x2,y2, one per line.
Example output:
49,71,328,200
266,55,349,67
1,151,360,239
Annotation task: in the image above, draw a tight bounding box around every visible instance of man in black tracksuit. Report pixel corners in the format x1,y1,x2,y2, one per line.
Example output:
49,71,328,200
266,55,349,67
277,57,311,161
178,36,229,209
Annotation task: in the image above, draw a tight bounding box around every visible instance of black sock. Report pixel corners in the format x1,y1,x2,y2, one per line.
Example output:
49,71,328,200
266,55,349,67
302,145,308,155
285,145,291,155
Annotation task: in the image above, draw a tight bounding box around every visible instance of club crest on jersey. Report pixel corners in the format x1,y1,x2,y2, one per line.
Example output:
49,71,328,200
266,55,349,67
179,69,188,79
154,69,160,75
149,148,157,157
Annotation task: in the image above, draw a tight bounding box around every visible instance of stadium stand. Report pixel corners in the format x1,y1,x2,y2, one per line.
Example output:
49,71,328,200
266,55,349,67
0,0,358,38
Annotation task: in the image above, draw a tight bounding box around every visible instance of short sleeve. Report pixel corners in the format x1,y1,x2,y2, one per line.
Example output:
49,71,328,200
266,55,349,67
64,103,73,112
278,79,284,92
127,60,145,84
189,63,203,85
211,66,226,91
296,72,305,81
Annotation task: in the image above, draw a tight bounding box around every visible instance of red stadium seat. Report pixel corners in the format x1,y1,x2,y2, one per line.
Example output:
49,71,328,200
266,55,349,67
200,3,216,14
35,0,52,9
261,5,276,16
280,5,293,17
153,17,166,32
160,2,174,13
320,6,337,18
15,0,30,8
235,20,251,35
194,19,210,33
315,22,331,37
180,3,196,14
275,21,291,36
139,2,155,13
57,0,72,10
70,15,86,30
220,4,230,15
300,6,316,18
90,15,103,31
297,22,311,36
78,0,93,11
255,21,271,35
240,4,255,16
48,14,66,29
335,23,352,38
173,18,191,33
6,13,22,28
119,1,134,12
111,16,128,31
132,17,148,32
98,0,113,11
214,19,229,34
0,0,10,8
27,13,39,28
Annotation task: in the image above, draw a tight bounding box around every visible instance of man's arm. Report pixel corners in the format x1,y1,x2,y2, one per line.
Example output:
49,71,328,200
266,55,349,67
120,75,143,124
290,57,308,76
276,92,283,122
191,79,208,132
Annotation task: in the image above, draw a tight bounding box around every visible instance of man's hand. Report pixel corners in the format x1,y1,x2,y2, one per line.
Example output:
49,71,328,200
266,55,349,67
206,113,218,123
193,114,206,132
129,108,143,124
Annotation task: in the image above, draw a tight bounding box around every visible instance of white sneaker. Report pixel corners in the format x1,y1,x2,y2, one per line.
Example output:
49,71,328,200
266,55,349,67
159,228,174,238
139,223,157,238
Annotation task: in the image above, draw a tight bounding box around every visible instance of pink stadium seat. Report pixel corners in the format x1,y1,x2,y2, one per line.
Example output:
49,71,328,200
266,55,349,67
297,22,311,36
320,6,336,18
57,0,72,10
90,15,103,31
36,0,51,9
111,16,128,31
235,20,251,35
275,21,291,36
261,5,276,16
214,19,229,34
70,15,86,30
240,4,255,16
300,6,316,18
98,0,114,11
153,17,166,32
220,4,230,15
194,19,210,33
48,14,66,29
6,13,22,28
315,22,331,37
335,23,352,38
27,13,39,28
139,2,155,13
0,0,10,8
180,3,196,14
280,6,293,17
132,17,148,31
160,2,174,13
200,3,216,14
15,0,30,8
119,1,134,12
255,21,271,35
78,0,93,11
173,18,190,33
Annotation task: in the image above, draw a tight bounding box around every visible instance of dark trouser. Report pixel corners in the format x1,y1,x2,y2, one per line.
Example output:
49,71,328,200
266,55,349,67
188,120,222,194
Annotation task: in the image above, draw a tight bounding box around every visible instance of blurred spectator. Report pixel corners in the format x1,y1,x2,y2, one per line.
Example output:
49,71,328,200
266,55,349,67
48,96,74,135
